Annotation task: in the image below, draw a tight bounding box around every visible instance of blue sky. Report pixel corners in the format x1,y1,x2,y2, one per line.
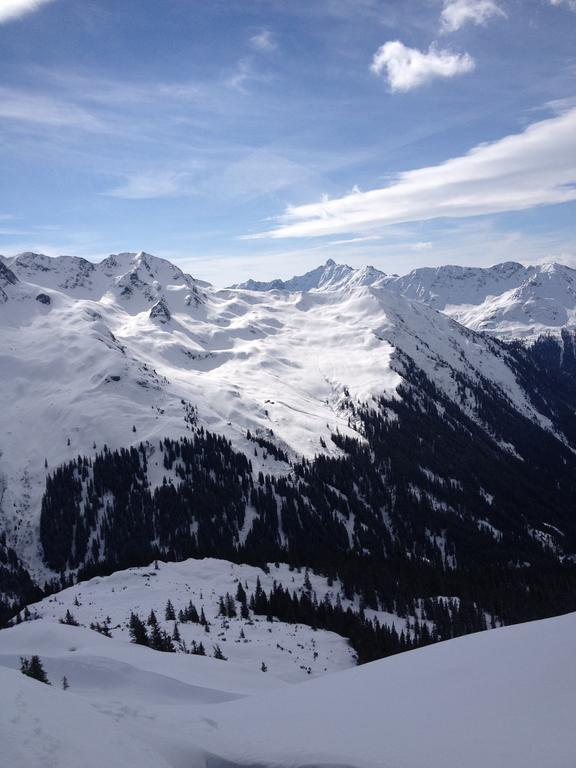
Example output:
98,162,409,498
0,0,575,284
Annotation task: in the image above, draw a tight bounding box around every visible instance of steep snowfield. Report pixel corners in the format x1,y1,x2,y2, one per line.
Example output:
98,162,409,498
1,609,575,767
21,557,360,681
3,251,556,578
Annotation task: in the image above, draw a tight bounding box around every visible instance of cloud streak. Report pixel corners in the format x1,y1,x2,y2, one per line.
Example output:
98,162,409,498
0,87,106,131
0,0,56,24
440,0,506,32
371,41,475,92
254,107,576,239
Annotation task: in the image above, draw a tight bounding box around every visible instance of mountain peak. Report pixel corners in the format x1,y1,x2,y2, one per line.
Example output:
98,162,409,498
231,259,384,293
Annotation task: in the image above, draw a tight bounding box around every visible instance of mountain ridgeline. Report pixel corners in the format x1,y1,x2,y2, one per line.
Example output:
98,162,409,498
37,337,576,658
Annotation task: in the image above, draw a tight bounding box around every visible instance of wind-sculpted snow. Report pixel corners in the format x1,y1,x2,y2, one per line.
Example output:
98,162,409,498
1,610,575,767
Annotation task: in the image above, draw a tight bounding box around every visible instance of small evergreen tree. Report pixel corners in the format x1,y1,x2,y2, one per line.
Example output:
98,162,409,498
20,655,50,685
129,612,149,646
60,609,79,626
213,644,227,661
165,599,176,621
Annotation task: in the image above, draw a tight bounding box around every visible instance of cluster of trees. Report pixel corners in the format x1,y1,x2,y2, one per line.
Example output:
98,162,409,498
128,606,227,659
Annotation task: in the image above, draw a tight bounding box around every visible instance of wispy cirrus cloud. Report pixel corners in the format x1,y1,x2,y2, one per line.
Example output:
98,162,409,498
250,29,277,52
440,0,506,32
104,170,195,200
252,107,576,239
371,40,475,92
0,0,56,24
0,87,106,131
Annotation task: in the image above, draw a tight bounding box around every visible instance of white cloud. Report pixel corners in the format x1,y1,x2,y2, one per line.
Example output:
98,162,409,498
0,87,106,130
441,0,506,32
254,107,576,239
250,30,277,52
549,0,576,10
0,0,56,24
104,171,194,200
371,41,475,92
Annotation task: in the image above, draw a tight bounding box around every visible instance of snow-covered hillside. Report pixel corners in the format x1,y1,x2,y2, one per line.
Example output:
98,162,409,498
2,250,559,579
19,557,361,681
1,608,575,767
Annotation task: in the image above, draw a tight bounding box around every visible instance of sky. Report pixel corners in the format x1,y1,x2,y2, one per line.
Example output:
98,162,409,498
0,0,575,284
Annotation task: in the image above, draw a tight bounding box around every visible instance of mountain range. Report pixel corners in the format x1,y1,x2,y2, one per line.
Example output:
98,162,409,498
1,250,576,639
234,256,576,338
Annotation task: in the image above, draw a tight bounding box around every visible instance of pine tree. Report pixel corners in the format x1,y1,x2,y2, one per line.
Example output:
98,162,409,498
213,644,227,661
20,656,50,685
165,599,176,621
60,609,79,626
129,612,149,646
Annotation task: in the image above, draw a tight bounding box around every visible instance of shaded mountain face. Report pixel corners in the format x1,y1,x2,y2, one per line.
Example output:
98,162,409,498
2,251,576,647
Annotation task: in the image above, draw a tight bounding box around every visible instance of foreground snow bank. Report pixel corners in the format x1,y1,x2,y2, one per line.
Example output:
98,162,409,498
0,664,173,768
193,611,576,768
1,611,576,767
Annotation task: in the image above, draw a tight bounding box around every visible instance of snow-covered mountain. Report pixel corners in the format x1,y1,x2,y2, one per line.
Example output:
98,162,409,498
2,249,576,765
236,257,576,339
230,257,377,292
385,261,576,338
2,249,576,657
2,607,575,767
0,250,567,578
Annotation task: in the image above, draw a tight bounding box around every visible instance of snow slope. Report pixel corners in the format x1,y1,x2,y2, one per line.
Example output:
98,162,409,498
0,665,175,768
1,608,575,767
3,251,557,579
21,557,360,682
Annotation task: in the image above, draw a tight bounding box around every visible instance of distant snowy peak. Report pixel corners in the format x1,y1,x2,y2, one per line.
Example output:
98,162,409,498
234,258,576,339
386,261,576,338
232,259,386,293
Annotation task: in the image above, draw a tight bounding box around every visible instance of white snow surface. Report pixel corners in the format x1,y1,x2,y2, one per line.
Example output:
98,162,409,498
1,608,575,767
2,250,558,579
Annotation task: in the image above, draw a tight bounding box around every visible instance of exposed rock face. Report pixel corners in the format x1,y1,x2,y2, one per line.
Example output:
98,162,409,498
149,297,171,323
0,261,18,303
